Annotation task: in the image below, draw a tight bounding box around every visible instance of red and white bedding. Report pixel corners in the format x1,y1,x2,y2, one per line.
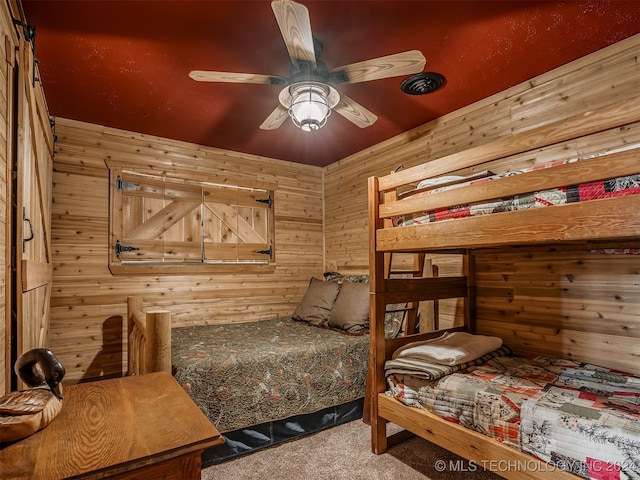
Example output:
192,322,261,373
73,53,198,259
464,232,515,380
385,335,640,479
394,159,640,227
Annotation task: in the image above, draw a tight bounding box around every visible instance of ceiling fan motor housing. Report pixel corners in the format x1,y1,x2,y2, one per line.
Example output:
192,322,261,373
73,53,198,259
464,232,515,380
289,59,330,84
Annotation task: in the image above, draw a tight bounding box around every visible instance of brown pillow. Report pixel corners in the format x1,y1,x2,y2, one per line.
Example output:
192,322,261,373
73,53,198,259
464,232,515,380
328,281,370,333
292,277,341,326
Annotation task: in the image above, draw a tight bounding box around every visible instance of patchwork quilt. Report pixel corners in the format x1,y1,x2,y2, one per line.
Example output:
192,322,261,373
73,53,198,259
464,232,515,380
386,354,640,479
394,157,640,226
172,318,369,433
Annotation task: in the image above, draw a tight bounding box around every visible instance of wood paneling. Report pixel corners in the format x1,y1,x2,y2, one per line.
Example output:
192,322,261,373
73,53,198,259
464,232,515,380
474,246,640,375
51,119,324,383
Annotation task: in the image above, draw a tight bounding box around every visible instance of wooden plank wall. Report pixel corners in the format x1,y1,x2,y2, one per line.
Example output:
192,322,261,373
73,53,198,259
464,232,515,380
324,34,640,367
474,247,640,376
51,120,324,383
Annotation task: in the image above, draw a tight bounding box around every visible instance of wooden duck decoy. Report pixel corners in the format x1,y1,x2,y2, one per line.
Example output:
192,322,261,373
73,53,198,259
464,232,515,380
0,348,65,444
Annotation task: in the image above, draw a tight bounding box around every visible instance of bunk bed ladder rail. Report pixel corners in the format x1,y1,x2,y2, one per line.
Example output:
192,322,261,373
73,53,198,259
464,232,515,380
385,253,446,334
385,252,424,335
366,176,476,450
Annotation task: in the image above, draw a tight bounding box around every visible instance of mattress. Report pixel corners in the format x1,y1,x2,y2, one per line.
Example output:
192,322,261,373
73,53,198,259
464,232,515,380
394,159,640,226
386,354,640,479
171,317,369,433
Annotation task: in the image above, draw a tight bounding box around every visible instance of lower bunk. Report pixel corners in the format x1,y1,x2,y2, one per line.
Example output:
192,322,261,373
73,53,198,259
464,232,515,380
126,275,370,466
375,332,640,480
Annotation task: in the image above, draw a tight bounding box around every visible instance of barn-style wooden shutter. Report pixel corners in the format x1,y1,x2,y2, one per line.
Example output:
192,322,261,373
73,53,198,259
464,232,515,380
109,169,274,272
202,183,273,263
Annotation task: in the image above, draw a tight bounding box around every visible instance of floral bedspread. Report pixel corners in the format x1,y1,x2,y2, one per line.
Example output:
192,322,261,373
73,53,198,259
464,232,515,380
171,318,369,433
387,355,640,479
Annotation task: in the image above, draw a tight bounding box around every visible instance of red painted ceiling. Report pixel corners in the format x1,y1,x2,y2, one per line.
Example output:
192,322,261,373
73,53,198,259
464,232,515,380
19,1,640,167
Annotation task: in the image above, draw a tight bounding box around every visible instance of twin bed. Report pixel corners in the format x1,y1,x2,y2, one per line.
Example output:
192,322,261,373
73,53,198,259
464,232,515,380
367,97,640,479
384,336,640,478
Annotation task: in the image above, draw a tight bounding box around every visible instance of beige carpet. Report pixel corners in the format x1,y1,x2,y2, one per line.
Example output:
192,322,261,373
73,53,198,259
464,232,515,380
201,420,502,480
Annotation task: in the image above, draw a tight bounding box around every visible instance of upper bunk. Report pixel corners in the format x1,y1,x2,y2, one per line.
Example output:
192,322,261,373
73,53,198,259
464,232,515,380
368,96,640,254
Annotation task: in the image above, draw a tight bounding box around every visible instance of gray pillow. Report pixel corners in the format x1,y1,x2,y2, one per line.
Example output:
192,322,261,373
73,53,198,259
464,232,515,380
292,277,341,326
328,281,370,333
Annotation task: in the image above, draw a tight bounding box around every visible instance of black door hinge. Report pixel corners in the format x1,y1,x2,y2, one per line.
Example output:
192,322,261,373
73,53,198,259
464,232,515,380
115,240,140,258
116,175,141,192
256,194,272,208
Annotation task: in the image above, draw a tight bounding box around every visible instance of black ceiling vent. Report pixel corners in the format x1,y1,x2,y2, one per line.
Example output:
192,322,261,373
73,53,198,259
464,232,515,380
400,72,446,95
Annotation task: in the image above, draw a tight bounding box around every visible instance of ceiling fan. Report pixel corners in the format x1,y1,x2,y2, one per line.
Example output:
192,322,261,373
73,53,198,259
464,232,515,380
189,0,426,132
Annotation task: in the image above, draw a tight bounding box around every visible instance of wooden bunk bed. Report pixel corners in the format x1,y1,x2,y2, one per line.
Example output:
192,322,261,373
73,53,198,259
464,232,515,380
368,97,640,480
126,275,370,466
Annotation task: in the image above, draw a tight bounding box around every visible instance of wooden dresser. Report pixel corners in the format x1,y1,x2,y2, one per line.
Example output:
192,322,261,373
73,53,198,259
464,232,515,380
0,372,223,479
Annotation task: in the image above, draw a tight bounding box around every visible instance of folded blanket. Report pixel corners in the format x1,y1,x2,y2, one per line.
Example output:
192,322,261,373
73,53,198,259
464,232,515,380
385,345,513,382
392,331,503,365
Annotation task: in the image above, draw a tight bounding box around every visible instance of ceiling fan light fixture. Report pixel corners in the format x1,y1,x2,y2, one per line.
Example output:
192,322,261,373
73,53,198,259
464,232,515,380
288,84,331,132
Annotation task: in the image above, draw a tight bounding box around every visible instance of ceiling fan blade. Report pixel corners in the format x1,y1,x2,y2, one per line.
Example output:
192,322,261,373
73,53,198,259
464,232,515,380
260,104,290,130
189,71,286,85
330,50,426,84
333,94,378,128
271,0,316,68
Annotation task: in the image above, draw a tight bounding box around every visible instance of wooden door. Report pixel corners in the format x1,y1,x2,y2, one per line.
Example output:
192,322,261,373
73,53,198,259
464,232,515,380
1,2,18,394
12,25,54,387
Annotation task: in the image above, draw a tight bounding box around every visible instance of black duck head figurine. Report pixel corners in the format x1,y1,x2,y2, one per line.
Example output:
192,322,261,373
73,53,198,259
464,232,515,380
14,349,66,400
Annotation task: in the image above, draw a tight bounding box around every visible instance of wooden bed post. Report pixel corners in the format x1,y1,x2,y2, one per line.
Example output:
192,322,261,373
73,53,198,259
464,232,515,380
127,296,172,376
366,176,390,453
127,297,142,335
463,250,476,333
127,296,143,376
145,310,172,374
